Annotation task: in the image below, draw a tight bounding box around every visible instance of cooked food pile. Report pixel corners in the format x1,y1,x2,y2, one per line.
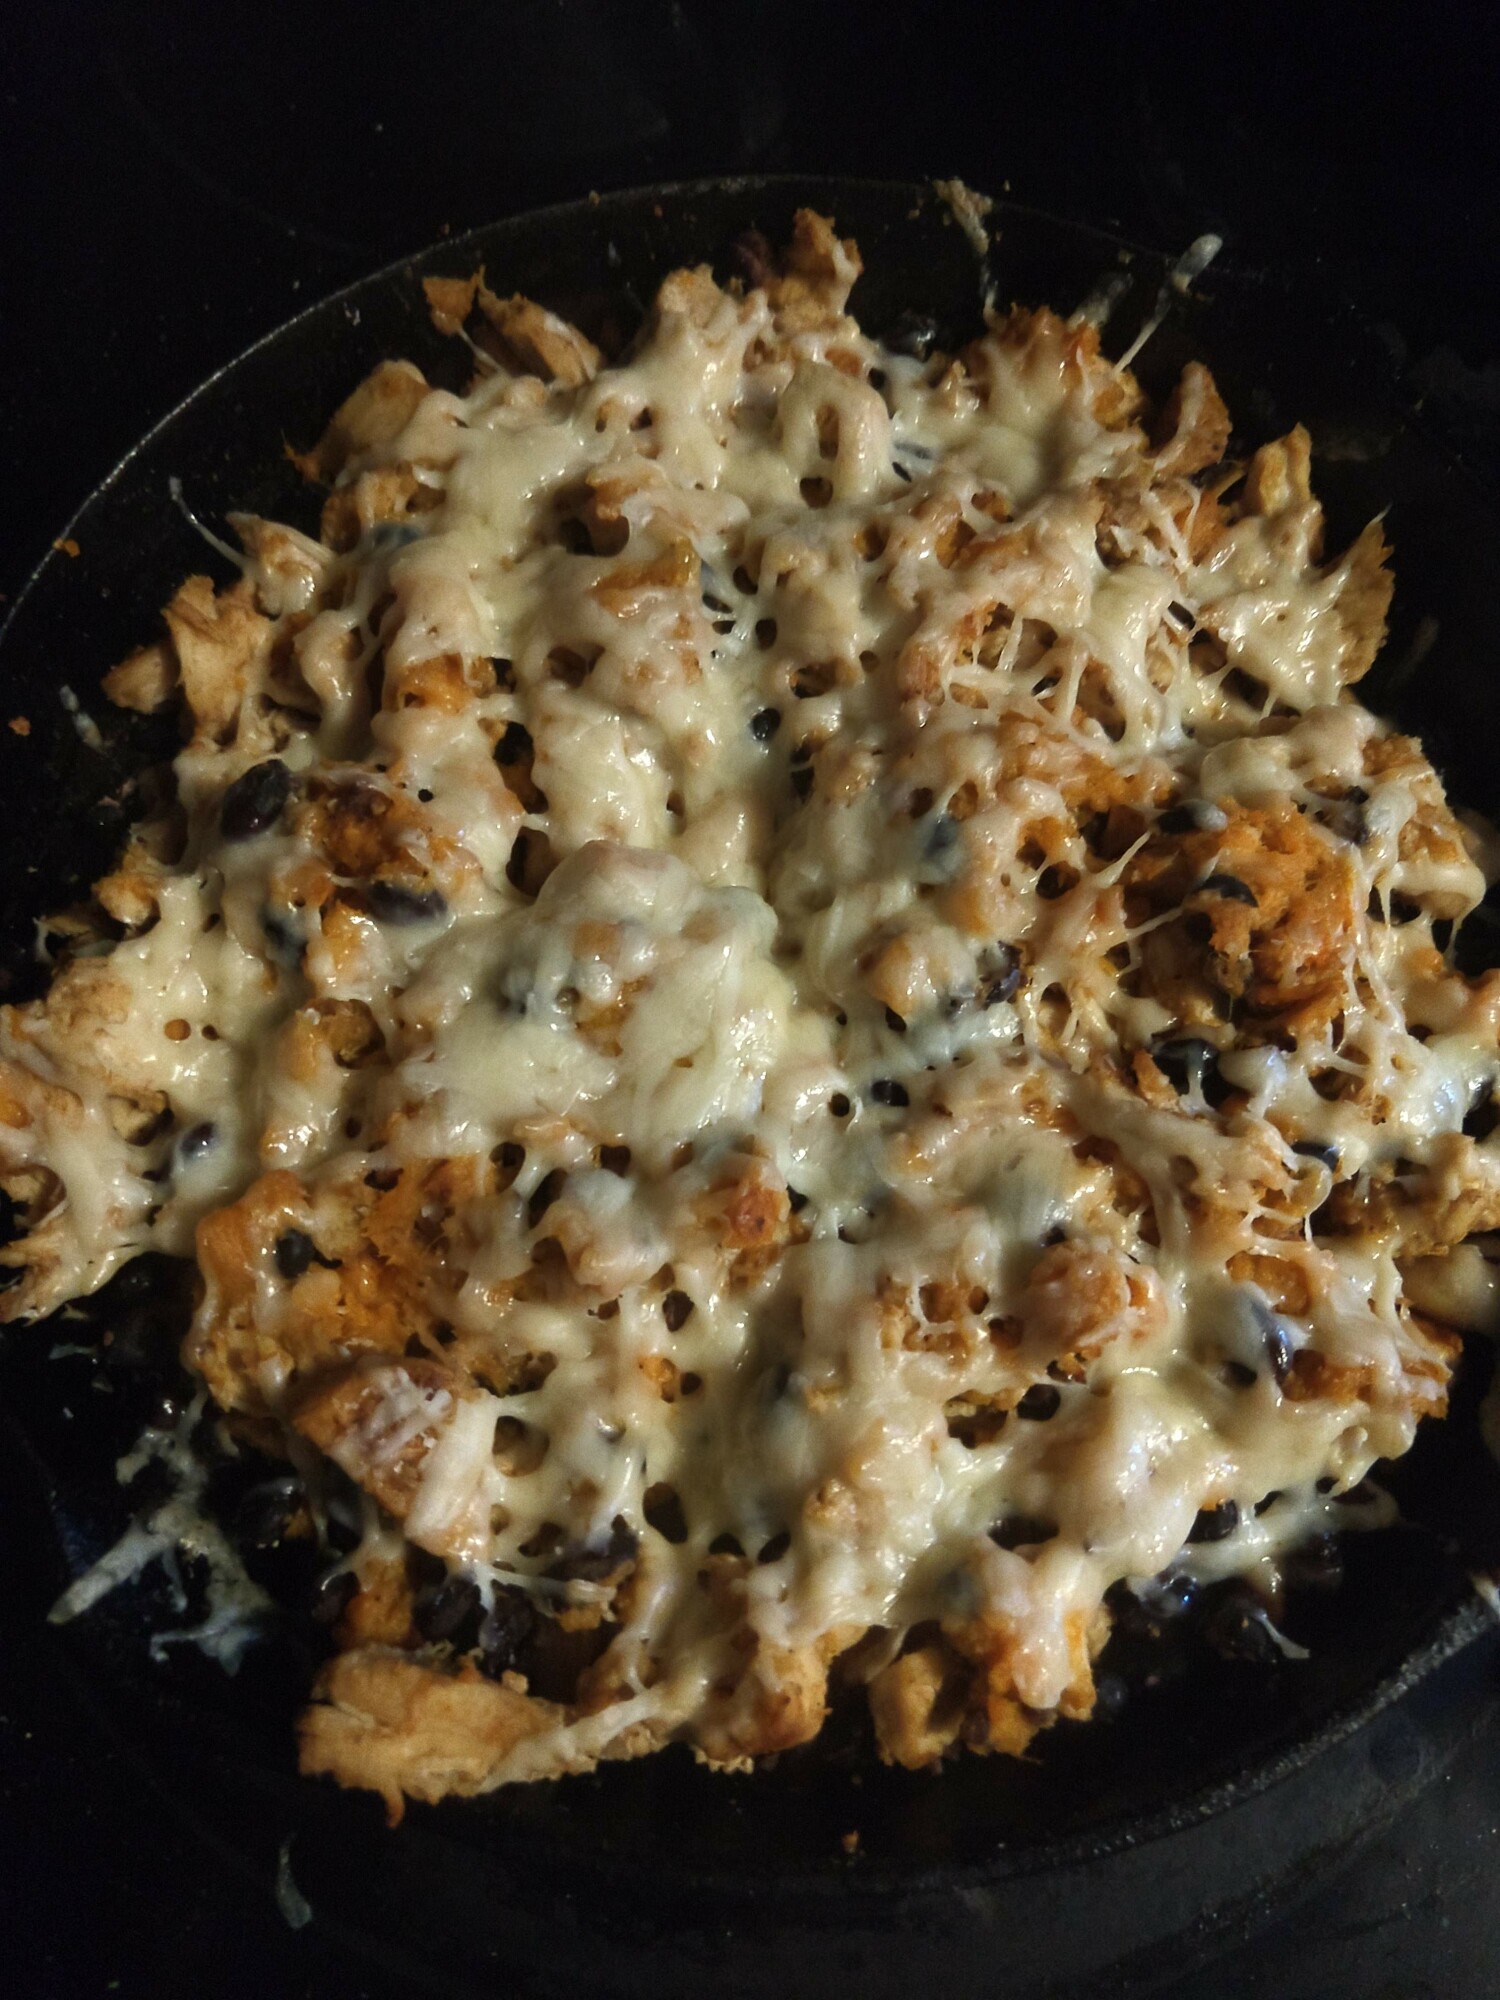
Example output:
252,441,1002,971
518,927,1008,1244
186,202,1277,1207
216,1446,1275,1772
6,212,1498,1815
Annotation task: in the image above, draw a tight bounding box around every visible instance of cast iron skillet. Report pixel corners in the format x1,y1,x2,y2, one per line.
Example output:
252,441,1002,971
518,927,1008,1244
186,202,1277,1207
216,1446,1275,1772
4,176,1500,1998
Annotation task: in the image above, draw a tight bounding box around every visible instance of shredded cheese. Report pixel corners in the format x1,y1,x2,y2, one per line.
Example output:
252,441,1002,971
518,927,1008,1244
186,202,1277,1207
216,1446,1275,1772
8,209,1498,1805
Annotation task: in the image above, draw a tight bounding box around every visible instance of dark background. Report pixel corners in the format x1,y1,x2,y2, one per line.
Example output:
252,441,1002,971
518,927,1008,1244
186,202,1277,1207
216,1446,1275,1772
3,3,1500,1995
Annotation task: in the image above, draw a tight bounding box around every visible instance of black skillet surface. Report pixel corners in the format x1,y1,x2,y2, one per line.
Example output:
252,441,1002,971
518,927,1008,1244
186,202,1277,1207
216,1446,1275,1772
4,176,1500,1996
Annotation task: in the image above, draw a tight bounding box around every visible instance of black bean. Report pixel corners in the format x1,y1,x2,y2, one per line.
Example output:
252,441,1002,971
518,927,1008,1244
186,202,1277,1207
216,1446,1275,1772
141,1384,187,1431
870,1078,909,1107
274,1229,318,1280
1158,801,1210,834
477,1587,539,1676
506,826,558,900
1187,1499,1240,1544
555,515,593,555
829,1092,852,1118
309,1566,358,1627
750,706,781,742
495,721,534,765
261,909,304,967
414,1573,482,1645
1135,1571,1200,1621
1105,1573,1197,1641
527,1169,567,1230
662,1289,695,1331
1293,1139,1341,1171
221,759,293,841
117,1104,169,1152
233,1476,302,1549
407,1546,449,1593
1078,810,1110,854
551,1516,639,1583
980,945,1022,1007
1265,1324,1294,1384
988,1514,1057,1551
1464,1085,1499,1142
1200,1581,1283,1664
1151,1036,1221,1098
1017,1383,1061,1421
175,1122,217,1168
323,1499,362,1555
884,309,940,360
1104,1579,1157,1641
364,880,448,925
644,1486,690,1544
1322,795,1369,846
1282,1531,1343,1593
1198,873,1258,906
922,813,959,862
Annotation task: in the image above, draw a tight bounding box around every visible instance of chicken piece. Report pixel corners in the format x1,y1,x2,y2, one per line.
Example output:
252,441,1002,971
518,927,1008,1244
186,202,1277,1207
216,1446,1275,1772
299,1648,562,1821
1152,361,1232,478
869,1640,969,1768
486,293,600,383
162,574,274,744
103,639,177,714
1126,798,1358,1040
291,359,431,484
761,208,862,333
189,1159,483,1415
290,1355,461,1521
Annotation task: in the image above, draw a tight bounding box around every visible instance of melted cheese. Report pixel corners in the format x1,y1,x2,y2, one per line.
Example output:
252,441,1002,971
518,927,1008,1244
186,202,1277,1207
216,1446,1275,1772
13,216,1500,1794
